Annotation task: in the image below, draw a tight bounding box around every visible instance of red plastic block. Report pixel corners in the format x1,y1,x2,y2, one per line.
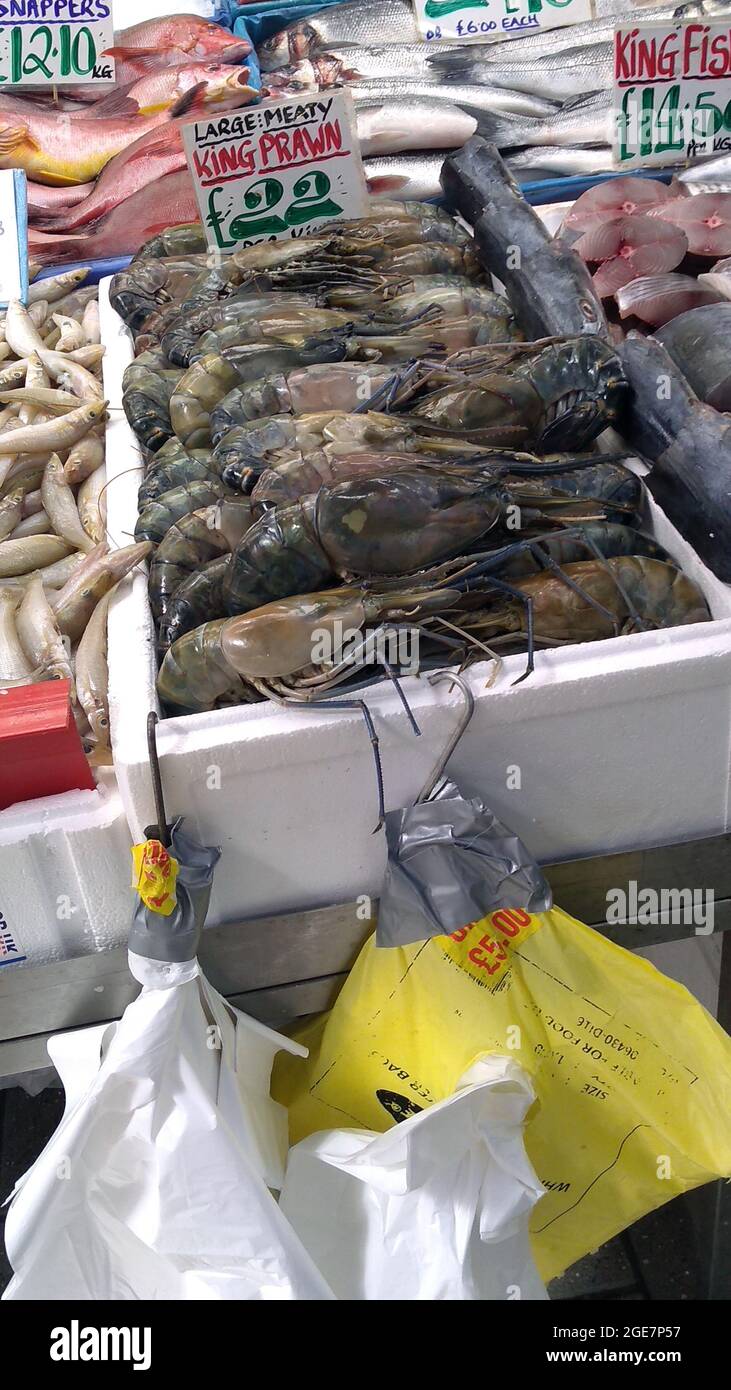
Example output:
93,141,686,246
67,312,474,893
0,680,95,812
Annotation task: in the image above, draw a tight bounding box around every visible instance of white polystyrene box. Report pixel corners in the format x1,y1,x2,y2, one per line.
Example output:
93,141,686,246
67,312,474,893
0,773,133,967
101,280,731,928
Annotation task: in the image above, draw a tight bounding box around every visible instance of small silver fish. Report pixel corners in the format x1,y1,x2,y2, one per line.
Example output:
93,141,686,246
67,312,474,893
349,77,559,121
429,41,613,101
364,151,447,201
507,147,618,179
356,98,477,156
259,0,421,70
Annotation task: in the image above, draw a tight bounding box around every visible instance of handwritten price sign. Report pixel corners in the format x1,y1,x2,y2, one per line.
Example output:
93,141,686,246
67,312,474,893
0,1,115,87
182,90,369,255
414,0,592,44
614,20,731,166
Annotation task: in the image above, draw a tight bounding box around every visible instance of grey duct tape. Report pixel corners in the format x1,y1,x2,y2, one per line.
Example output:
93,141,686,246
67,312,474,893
128,819,221,964
377,783,552,949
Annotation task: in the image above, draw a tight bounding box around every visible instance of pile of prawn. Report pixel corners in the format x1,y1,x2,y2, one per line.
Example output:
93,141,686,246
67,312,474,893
108,206,711,793
0,269,151,764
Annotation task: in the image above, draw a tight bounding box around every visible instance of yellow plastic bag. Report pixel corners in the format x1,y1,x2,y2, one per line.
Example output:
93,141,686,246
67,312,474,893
273,906,731,1281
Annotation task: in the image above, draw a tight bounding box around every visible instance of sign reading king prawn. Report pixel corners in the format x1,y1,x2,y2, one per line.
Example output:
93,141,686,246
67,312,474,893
182,91,369,254
614,21,731,167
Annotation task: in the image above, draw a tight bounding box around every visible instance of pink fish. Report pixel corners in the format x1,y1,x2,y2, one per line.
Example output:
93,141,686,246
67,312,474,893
67,18,250,101
86,62,255,120
563,176,674,231
27,181,94,219
34,124,189,233
28,170,200,266
108,16,251,63
573,215,688,299
647,193,731,258
615,273,724,326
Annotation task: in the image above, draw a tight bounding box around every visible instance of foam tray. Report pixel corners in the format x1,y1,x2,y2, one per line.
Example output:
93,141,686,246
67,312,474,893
101,280,731,927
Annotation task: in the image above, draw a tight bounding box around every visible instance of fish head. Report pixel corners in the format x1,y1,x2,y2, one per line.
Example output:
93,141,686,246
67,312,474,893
178,62,255,109
165,17,251,63
259,19,324,69
83,401,108,429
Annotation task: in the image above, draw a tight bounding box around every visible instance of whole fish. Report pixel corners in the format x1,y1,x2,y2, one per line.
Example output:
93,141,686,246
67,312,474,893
349,77,559,121
430,42,613,101
364,152,447,200
259,0,421,70
75,590,113,745
0,103,186,186
33,124,189,233
0,588,33,682
482,93,613,152
41,454,95,554
356,99,477,156
87,62,255,120
28,170,200,267
0,398,106,455
27,268,90,306
507,147,617,178
442,138,607,339
68,15,251,98
108,16,252,63
0,535,71,578
52,541,153,641
620,331,731,581
266,44,455,87
676,150,731,193
16,573,74,687
656,303,731,409
26,183,93,218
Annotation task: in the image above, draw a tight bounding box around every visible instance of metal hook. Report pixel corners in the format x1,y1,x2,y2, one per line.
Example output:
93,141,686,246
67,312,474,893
146,711,171,847
415,670,475,805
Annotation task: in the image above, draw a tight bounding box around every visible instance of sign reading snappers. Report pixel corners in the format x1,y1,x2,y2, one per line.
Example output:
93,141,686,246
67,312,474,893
182,90,369,255
615,20,731,166
0,1,115,87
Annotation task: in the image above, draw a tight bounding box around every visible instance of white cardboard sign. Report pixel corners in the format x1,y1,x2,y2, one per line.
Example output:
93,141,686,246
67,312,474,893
614,20,731,167
182,91,369,256
0,1,115,87
414,0,593,44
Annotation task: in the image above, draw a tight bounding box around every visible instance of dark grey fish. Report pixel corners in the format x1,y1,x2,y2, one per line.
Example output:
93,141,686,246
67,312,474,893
441,138,607,340
620,331,731,582
656,303,731,411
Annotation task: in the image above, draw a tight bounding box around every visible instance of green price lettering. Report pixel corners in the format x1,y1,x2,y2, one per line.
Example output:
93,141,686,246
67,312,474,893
0,24,99,84
284,172,343,227
208,171,345,250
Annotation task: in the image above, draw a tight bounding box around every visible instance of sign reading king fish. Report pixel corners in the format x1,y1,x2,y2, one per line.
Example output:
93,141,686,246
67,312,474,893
614,20,731,166
183,91,369,255
0,2,115,86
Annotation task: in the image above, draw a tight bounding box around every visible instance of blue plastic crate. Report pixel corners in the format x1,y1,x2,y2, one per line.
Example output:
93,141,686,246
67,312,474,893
232,1,337,50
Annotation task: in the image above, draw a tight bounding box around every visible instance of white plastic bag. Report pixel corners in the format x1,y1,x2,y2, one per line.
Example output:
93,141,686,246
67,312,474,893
3,956,333,1301
280,1055,547,1301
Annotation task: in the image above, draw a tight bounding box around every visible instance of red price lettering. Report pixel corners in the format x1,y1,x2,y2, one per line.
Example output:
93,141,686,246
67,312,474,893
468,933,507,974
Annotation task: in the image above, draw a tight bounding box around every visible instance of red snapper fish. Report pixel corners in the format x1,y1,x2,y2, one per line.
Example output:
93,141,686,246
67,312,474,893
67,17,251,98
28,170,201,265
34,124,190,232
109,16,252,62
86,62,255,119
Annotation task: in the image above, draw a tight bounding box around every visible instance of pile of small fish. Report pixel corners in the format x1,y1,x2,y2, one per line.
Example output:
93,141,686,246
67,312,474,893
4,16,253,266
557,176,731,329
0,269,151,763
256,0,731,196
108,198,711,811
